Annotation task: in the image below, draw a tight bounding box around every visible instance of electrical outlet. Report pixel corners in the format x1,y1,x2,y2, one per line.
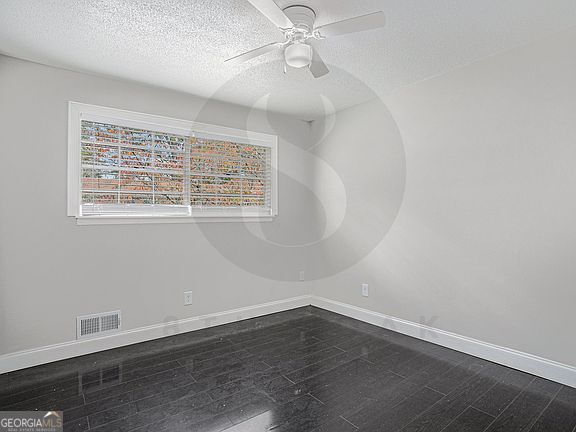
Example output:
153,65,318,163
299,271,305,281
184,291,193,306
361,283,369,297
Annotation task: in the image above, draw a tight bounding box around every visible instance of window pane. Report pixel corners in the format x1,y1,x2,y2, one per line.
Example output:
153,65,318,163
82,144,119,167
82,192,117,205
190,156,243,177
119,193,154,204
242,196,266,206
155,173,183,193
120,129,153,147
82,122,120,145
79,118,273,217
188,140,270,208
155,194,184,205
240,144,268,160
195,176,242,195
82,168,119,191
242,160,266,178
219,196,242,207
153,133,188,152
119,171,153,192
243,179,265,196
120,148,153,169
155,150,184,171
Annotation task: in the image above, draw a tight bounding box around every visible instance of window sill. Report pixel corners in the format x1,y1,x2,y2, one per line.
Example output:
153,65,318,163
74,215,275,225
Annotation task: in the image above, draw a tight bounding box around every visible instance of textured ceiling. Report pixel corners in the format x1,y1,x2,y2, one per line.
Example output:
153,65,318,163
1,0,576,119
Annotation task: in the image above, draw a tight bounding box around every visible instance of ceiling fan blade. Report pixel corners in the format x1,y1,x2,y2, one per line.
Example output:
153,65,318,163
309,46,329,78
246,0,293,29
315,11,385,38
225,42,284,64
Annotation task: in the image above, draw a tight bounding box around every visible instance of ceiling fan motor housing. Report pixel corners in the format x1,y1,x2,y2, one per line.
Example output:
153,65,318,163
283,5,316,33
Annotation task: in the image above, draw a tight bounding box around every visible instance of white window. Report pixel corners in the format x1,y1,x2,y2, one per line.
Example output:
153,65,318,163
67,102,278,224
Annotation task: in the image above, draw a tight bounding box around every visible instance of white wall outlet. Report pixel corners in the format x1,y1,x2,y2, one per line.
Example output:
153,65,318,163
361,283,369,297
184,291,193,306
299,271,305,281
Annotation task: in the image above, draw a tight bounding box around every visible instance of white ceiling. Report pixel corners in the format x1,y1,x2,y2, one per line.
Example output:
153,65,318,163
1,0,576,119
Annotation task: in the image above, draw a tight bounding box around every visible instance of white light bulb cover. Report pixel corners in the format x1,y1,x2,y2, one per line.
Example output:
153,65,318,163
285,43,312,68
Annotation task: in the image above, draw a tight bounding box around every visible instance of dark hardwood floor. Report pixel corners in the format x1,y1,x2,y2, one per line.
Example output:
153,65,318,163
1,307,575,432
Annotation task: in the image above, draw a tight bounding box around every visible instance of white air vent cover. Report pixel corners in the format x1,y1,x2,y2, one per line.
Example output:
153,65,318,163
77,311,121,339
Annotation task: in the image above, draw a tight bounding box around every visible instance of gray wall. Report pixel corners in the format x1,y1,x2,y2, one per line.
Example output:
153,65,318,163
0,55,316,355
311,28,576,367
2,25,576,370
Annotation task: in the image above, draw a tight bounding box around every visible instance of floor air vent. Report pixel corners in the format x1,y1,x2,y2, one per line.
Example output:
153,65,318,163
77,311,121,339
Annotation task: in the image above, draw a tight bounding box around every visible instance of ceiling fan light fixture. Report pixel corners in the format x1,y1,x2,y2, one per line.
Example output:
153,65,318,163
284,42,312,68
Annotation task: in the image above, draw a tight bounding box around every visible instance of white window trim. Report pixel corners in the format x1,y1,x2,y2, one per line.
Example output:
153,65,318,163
67,102,278,225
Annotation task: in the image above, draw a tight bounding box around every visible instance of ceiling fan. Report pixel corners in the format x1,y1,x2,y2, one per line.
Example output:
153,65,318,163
225,0,386,78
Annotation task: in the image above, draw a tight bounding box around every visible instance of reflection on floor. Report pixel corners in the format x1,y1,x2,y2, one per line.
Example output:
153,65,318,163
1,307,575,432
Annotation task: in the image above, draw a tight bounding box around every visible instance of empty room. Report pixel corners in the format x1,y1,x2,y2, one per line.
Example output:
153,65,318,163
1,0,575,431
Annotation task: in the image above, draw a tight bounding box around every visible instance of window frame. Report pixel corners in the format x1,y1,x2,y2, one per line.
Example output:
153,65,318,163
67,102,278,225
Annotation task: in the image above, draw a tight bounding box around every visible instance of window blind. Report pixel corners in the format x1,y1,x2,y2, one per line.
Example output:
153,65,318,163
80,120,272,217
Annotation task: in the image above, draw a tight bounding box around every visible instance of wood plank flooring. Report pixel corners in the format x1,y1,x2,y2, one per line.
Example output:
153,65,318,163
0,306,574,432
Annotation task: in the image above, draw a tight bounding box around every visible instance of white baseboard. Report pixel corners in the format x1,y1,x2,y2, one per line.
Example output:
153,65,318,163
2,294,575,389
310,296,576,388
0,295,312,375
